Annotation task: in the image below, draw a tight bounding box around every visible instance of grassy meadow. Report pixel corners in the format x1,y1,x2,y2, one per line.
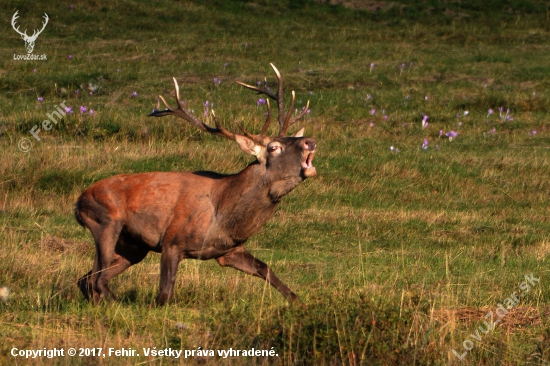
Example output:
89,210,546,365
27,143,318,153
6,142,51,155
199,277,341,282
1,0,550,364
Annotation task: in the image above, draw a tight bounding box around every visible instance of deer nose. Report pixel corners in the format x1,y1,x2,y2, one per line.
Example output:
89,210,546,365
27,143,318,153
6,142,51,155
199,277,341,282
302,138,316,152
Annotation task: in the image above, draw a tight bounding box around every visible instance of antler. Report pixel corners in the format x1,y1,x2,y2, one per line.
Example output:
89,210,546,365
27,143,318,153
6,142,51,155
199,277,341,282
236,63,310,137
149,78,236,140
28,13,49,41
11,11,27,38
11,12,48,40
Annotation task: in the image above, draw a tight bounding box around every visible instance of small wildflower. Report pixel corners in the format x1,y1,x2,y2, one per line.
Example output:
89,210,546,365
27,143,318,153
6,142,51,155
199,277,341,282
439,130,443,136
223,63,228,69
74,89,79,96
33,68,37,74
257,81,261,87
383,115,388,121
65,106,73,114
491,128,497,134
68,54,73,59
370,62,375,73
405,95,410,100
37,97,44,103
458,122,463,128
204,101,210,116
464,111,469,116
370,109,376,115
117,69,121,73
366,94,372,100
257,98,266,106
487,108,494,117
422,139,428,150
369,122,375,127
424,96,428,101
131,91,138,98
446,131,458,141
70,5,75,10
89,109,95,116
309,91,314,95
79,106,87,114
529,130,537,136
421,114,429,129
213,78,221,86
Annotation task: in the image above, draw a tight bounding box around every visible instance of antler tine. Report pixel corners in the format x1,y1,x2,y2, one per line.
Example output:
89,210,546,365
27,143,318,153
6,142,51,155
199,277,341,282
280,98,310,136
149,77,236,141
269,63,286,133
279,90,296,136
235,81,277,101
210,110,235,140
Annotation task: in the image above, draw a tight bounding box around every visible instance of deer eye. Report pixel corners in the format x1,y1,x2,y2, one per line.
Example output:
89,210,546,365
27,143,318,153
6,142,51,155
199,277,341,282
267,144,281,153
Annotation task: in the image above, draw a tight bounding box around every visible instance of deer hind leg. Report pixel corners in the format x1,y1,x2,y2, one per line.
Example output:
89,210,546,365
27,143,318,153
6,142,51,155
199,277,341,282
79,220,124,303
216,246,298,302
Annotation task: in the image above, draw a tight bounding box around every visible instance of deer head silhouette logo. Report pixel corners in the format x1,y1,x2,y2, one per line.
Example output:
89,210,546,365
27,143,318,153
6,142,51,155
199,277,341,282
12,11,49,54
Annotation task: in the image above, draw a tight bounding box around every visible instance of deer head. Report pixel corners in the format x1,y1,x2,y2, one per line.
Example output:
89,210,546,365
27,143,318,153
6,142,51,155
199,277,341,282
11,11,49,54
149,63,316,198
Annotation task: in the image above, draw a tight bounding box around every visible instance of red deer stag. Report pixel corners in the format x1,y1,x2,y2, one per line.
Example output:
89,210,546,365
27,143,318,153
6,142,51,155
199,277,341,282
75,64,316,305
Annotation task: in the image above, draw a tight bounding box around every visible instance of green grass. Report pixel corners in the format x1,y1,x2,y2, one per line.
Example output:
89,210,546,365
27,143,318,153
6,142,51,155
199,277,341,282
1,0,550,364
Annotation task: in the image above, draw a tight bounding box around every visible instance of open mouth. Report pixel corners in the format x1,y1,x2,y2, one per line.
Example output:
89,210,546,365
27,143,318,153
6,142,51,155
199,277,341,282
301,152,316,177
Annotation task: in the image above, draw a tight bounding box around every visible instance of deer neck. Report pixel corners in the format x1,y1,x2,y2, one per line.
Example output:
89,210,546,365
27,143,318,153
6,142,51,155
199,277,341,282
213,161,296,240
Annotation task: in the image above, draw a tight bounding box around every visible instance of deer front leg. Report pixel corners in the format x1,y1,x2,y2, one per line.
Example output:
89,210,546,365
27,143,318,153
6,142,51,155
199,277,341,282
157,245,181,305
216,246,298,302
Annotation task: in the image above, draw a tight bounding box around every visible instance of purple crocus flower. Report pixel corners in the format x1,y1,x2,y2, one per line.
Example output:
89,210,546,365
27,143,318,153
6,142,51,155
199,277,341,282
33,68,37,74
370,109,376,115
439,130,443,136
68,55,73,59
204,101,210,116
257,98,266,106
366,94,372,100
131,91,138,98
383,115,388,121
370,63,375,73
422,139,428,150
89,109,95,116
446,131,458,140
487,108,494,117
79,106,87,114
37,97,44,103
422,114,429,129
369,122,375,127
213,78,221,86
65,106,73,114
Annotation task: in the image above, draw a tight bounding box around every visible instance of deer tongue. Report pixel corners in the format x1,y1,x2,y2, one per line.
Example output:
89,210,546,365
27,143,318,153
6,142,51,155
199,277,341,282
301,153,316,177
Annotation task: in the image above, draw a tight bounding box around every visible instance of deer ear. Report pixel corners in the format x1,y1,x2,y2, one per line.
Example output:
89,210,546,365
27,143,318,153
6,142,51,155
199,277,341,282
292,127,305,138
234,134,262,156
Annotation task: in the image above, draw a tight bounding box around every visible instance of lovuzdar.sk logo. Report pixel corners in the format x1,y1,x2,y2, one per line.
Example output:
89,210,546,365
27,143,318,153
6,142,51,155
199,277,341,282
12,10,48,61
